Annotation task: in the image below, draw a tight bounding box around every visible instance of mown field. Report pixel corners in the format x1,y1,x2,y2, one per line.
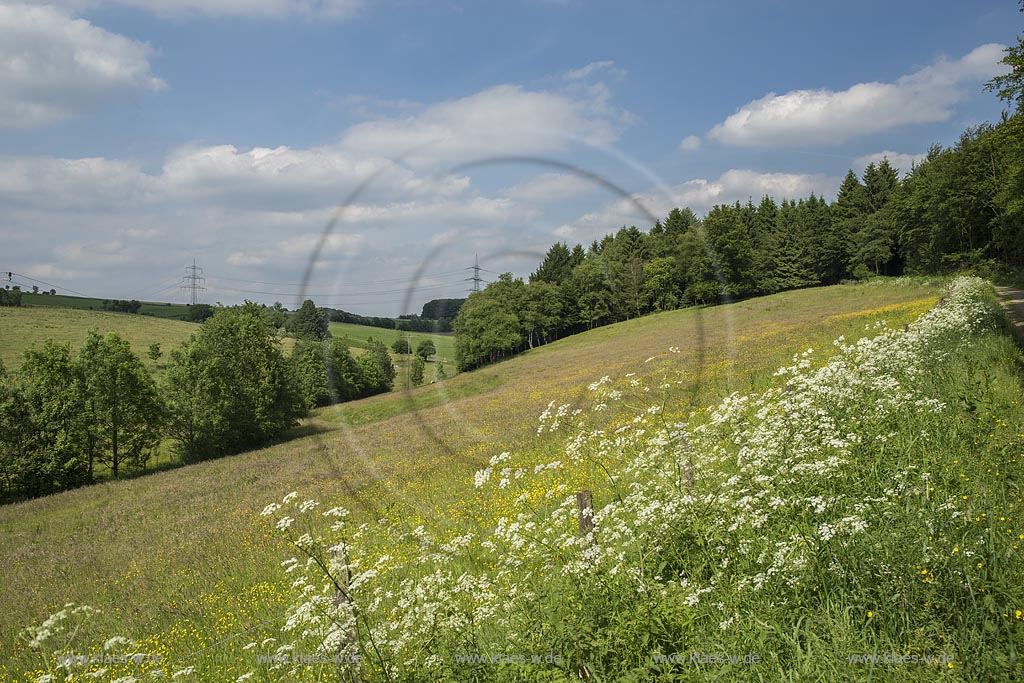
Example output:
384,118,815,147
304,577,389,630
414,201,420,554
5,279,1022,681
329,320,455,359
19,293,194,320
329,320,456,388
0,306,199,371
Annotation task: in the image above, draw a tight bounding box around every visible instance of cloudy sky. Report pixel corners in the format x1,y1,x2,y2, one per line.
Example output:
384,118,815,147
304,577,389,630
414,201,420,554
0,0,1017,315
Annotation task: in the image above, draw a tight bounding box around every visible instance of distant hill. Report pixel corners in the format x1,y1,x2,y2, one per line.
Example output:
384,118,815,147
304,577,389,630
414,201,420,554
19,292,194,320
0,305,199,370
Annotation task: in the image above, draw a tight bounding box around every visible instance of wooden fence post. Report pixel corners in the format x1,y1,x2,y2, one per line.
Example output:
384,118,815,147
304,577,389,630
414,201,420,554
576,490,595,539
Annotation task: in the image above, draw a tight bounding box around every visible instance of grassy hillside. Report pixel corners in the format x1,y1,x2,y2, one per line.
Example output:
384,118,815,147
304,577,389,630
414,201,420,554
329,320,457,388
19,292,194,320
329,320,455,359
10,279,1018,682
0,306,199,370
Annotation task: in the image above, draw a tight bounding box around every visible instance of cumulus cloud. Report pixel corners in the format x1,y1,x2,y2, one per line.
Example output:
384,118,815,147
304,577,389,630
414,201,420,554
500,172,595,203
0,78,630,309
708,43,1007,147
852,150,928,175
340,84,623,167
679,135,701,152
0,3,164,128
555,169,840,242
0,156,155,209
156,144,408,210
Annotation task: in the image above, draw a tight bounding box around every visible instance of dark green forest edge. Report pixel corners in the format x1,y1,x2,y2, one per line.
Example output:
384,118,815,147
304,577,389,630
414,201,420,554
454,32,1024,370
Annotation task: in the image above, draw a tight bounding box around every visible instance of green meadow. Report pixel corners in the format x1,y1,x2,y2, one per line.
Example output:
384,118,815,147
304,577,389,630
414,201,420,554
9,279,1019,682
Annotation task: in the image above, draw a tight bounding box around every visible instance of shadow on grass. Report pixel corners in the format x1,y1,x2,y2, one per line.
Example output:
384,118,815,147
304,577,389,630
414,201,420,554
318,371,505,428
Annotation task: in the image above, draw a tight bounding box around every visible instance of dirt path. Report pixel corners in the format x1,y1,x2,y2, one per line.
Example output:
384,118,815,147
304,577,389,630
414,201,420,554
995,285,1024,339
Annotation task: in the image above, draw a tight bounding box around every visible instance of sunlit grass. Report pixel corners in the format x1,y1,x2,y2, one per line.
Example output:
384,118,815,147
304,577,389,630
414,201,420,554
1,280,963,681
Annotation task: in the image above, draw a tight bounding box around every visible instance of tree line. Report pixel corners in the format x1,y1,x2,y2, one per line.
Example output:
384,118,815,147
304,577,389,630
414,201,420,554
454,37,1024,371
0,301,396,502
0,287,22,307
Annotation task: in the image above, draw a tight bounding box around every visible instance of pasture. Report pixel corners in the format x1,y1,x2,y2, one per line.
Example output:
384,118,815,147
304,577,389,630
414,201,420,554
4,279,1023,681
0,306,198,371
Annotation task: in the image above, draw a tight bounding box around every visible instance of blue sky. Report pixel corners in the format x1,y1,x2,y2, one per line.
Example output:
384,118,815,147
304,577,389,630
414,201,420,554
0,0,1018,314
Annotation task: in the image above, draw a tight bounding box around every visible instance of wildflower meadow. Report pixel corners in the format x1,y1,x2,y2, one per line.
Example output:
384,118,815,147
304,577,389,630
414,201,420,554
252,276,1024,681
15,277,1024,682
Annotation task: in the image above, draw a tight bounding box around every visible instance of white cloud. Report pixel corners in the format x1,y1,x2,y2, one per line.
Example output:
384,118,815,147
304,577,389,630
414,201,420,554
274,232,366,258
0,77,629,309
340,84,623,167
28,0,363,20
563,60,625,81
0,156,154,208
708,43,1007,147
679,135,701,152
852,150,928,175
227,251,270,267
556,169,840,242
0,3,164,128
156,143,407,209
501,172,594,203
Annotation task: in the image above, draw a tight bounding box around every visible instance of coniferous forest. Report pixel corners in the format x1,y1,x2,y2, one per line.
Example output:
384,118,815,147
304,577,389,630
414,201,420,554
454,59,1024,370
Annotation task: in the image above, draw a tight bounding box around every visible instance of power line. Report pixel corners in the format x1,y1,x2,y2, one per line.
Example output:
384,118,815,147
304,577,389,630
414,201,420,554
127,275,186,301
205,279,462,299
4,271,94,298
465,254,483,293
206,268,466,288
180,260,207,306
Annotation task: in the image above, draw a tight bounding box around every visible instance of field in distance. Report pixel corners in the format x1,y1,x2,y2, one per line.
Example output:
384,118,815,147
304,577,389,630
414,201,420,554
0,306,199,370
18,292,194,320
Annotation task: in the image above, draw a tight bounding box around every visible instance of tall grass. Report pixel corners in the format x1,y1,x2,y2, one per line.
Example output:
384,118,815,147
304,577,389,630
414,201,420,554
5,280,980,682
246,277,1023,681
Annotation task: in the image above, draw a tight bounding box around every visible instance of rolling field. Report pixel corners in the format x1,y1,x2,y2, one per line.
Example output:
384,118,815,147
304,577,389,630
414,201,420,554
329,320,455,361
0,306,199,370
329,320,457,388
19,293,194,320
0,278,958,679
4,279,1023,681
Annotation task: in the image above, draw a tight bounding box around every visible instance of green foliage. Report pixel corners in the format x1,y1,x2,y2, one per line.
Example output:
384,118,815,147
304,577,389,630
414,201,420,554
531,242,579,284
420,298,465,320
291,340,331,409
0,288,21,307
0,360,32,499
78,330,164,478
454,289,524,371
409,355,425,386
102,299,142,314
5,344,90,498
986,22,1024,113
454,63,1024,369
325,338,363,403
415,339,436,360
391,338,411,355
147,342,162,362
161,339,227,463
289,299,330,341
186,303,215,323
164,303,305,461
359,338,396,395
